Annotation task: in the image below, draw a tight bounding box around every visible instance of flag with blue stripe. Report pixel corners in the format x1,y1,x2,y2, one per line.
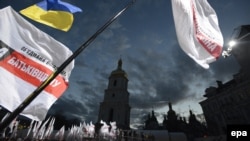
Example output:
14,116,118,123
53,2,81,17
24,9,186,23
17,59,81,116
20,0,82,31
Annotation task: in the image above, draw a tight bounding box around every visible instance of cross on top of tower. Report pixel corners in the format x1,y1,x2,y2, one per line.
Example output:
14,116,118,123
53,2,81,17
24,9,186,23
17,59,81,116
117,58,122,70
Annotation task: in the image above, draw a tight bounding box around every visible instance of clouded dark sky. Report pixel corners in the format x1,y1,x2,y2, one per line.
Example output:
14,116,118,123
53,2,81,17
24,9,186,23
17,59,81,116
1,0,250,128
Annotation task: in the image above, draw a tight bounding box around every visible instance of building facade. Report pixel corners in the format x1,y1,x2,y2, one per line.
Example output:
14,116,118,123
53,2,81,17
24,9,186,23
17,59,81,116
97,59,131,129
200,76,250,135
200,25,250,135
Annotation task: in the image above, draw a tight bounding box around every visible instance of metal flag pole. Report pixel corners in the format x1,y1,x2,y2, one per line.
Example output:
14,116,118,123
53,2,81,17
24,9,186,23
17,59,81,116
0,0,136,131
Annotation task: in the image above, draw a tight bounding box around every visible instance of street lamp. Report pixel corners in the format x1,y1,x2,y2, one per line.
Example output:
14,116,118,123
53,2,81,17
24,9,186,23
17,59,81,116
222,25,250,58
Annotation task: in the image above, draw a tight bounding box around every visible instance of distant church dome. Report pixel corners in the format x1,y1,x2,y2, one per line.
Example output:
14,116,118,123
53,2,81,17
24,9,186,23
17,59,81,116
167,102,177,121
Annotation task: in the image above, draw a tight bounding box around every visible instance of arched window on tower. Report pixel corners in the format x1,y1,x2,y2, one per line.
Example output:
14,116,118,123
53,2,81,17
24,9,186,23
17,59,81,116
109,108,114,122
113,80,117,86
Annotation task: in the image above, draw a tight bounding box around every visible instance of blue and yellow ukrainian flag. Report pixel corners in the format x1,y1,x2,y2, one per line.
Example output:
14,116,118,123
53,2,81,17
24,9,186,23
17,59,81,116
20,0,82,32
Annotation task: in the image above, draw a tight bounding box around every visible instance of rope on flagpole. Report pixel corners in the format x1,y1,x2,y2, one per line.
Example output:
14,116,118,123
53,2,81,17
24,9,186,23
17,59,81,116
0,0,136,131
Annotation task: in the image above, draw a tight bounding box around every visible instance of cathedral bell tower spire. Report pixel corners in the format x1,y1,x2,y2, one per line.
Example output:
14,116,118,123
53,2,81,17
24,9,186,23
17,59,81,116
117,58,122,70
98,59,131,129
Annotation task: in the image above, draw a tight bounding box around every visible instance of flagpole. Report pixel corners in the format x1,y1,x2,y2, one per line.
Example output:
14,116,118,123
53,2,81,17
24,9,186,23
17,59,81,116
0,0,136,131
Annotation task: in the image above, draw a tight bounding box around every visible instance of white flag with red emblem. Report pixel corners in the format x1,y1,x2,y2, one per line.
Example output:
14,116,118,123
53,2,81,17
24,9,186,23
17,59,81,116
0,6,74,121
171,0,223,69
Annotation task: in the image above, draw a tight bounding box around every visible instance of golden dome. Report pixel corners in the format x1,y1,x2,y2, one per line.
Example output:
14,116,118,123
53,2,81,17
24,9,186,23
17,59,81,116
110,58,128,79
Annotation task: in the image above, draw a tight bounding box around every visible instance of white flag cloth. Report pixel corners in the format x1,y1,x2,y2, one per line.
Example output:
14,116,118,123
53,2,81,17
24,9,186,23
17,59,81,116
0,6,74,121
55,125,65,141
171,0,223,69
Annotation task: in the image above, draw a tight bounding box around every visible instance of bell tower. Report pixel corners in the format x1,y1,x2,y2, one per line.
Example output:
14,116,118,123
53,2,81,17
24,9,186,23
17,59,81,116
98,59,130,129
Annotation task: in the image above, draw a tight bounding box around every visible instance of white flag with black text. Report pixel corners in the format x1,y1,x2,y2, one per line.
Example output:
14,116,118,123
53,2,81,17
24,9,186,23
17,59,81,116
0,6,74,121
171,0,223,69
